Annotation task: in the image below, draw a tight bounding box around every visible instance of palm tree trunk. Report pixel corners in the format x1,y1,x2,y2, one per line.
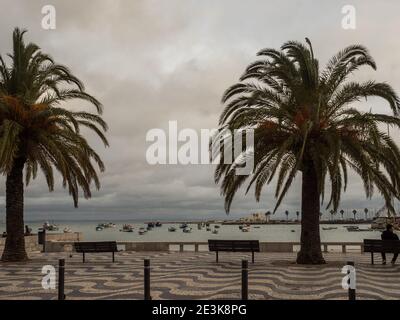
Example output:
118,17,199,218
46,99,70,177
296,162,325,264
1,157,28,262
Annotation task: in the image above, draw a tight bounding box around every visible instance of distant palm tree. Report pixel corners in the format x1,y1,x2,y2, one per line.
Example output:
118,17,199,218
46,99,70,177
352,210,357,221
0,28,108,261
340,209,345,220
265,211,272,222
330,210,336,221
364,208,369,220
285,210,289,222
296,211,300,221
214,38,400,264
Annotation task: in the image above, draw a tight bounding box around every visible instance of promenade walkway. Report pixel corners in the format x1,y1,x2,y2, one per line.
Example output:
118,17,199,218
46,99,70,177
0,252,399,300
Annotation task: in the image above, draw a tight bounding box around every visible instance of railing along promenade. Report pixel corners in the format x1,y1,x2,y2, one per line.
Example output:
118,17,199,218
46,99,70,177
45,240,365,253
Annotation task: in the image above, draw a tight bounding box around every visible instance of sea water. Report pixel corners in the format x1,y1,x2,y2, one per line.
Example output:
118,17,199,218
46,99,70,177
0,221,386,243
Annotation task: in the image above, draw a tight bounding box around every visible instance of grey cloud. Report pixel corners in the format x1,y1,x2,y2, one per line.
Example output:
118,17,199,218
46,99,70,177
0,0,399,222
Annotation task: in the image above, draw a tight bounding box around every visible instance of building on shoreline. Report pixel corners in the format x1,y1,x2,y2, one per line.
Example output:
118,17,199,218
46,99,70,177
238,212,269,223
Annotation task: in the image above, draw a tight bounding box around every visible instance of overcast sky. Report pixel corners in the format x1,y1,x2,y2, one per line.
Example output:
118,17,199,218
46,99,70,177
0,0,400,221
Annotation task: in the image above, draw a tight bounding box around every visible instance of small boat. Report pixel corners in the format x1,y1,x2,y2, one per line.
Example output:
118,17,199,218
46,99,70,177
98,222,116,228
121,224,134,232
168,226,177,232
358,228,374,232
346,226,360,232
212,229,218,234
43,222,59,231
206,227,211,231
63,227,72,233
155,222,162,227
183,227,192,233
95,226,103,231
147,222,155,228
322,227,338,231
242,227,250,232
179,223,188,229
214,225,220,229
139,228,147,235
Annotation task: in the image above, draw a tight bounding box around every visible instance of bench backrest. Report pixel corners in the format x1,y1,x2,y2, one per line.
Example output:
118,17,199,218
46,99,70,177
208,240,260,252
74,241,118,253
363,239,400,253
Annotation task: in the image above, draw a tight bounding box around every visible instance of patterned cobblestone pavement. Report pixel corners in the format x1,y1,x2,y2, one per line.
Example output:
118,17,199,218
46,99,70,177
0,251,399,300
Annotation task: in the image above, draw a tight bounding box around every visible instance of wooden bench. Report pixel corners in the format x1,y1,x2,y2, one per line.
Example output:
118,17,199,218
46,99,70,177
74,241,119,263
363,239,400,264
208,240,260,263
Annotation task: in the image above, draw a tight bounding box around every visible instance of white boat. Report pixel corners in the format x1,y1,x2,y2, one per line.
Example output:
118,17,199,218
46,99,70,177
346,226,359,231
121,224,134,232
242,227,250,232
99,222,116,228
43,222,59,231
168,226,177,232
95,226,103,231
183,227,192,233
139,228,147,235
63,227,72,233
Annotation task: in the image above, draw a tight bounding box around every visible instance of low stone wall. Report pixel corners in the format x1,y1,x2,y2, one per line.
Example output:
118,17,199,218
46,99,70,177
0,232,82,254
42,240,364,253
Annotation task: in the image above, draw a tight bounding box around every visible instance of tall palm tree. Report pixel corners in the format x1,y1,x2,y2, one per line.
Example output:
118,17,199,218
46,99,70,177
0,28,108,262
214,38,400,264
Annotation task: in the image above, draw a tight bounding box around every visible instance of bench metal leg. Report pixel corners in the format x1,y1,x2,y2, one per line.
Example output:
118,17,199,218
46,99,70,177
216,251,219,263
83,252,85,263
112,251,115,263
371,252,374,265
252,251,254,264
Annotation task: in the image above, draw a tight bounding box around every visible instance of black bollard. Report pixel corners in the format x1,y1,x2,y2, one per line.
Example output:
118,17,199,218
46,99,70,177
38,229,46,253
144,259,151,300
58,259,65,300
347,261,356,300
241,260,248,300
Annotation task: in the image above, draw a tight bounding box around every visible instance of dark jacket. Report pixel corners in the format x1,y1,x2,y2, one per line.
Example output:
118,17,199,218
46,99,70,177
381,230,399,241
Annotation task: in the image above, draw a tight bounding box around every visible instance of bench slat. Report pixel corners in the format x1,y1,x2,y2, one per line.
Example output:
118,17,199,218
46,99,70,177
363,239,400,253
208,240,260,252
74,241,118,253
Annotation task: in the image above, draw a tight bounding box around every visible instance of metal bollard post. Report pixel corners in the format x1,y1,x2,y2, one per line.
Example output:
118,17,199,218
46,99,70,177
38,229,46,253
58,259,65,300
241,260,248,300
144,259,151,300
347,261,356,300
